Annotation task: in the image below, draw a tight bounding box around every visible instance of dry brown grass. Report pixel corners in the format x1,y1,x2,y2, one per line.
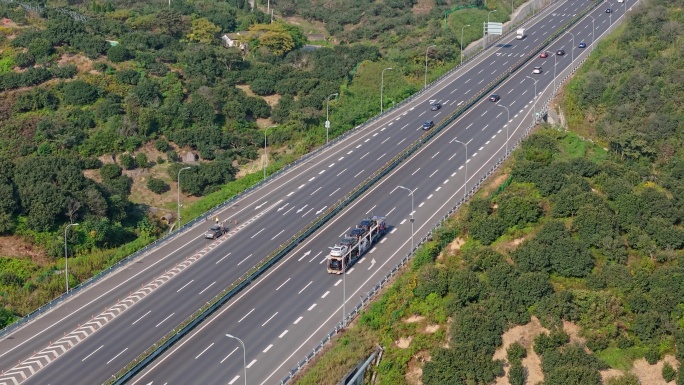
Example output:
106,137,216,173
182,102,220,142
631,356,680,385
492,316,549,385
57,53,94,73
0,235,48,263
411,0,433,14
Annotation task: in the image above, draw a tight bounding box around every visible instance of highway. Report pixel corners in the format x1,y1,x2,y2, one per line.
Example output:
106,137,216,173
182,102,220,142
122,2,630,385
0,0,624,383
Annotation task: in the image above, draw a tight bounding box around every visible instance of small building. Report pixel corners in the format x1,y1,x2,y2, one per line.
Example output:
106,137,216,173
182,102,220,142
221,32,250,50
181,151,200,164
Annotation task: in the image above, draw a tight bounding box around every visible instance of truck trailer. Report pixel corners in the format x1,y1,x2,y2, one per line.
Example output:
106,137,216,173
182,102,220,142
327,216,387,274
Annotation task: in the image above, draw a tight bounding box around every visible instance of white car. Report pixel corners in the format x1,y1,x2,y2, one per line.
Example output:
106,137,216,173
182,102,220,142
533,66,542,74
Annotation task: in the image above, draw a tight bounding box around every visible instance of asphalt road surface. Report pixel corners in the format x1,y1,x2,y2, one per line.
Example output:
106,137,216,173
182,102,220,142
124,2,629,385
0,0,629,384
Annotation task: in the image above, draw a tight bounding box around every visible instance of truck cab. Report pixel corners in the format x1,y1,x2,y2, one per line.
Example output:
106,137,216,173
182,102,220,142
516,28,526,40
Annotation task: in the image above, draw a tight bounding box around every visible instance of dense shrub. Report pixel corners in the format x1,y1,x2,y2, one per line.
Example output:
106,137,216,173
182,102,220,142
50,64,77,79
99,163,122,180
662,362,677,382
469,216,505,245
119,153,135,170
107,44,130,62
147,178,170,194
135,153,148,168
507,342,527,365
14,52,35,68
61,81,100,105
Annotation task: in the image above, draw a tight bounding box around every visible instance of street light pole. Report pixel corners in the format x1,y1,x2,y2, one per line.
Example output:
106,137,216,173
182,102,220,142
525,75,538,124
380,67,393,114
397,186,415,252
452,140,468,200
325,93,338,145
177,166,191,230
496,103,510,155
263,125,276,181
225,334,247,385
607,1,613,26
424,45,436,88
588,15,595,52
460,24,471,65
550,51,558,91
64,223,79,294
566,31,575,62
484,9,497,50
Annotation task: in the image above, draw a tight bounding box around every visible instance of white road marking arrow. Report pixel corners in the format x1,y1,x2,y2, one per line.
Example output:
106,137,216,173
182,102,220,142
368,258,376,270
296,204,308,213
315,206,328,215
255,201,268,210
277,203,289,211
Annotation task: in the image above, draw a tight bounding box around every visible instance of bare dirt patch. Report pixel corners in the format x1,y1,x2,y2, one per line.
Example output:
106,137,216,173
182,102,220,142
411,0,433,14
632,356,679,385
446,237,465,253
58,53,94,73
280,15,327,35
481,172,510,196
396,336,412,349
562,321,588,349
236,84,281,108
601,368,625,382
405,351,430,385
0,235,48,264
492,316,549,385
424,324,440,333
404,315,426,323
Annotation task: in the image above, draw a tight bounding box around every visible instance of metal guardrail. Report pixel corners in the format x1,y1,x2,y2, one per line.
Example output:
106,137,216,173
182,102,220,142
0,0,564,342
277,3,609,384
0,0,566,341
108,1,604,382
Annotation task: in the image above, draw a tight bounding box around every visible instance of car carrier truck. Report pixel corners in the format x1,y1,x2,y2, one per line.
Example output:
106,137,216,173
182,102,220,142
327,216,387,274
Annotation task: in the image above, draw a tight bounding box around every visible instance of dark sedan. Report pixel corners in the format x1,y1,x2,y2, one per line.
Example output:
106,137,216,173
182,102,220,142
489,94,501,102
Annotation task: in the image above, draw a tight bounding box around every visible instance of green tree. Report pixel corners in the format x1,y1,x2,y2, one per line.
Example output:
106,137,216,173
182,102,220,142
573,204,616,247
119,154,135,170
469,216,506,245
61,81,100,105
107,44,129,63
662,362,677,382
507,342,527,365
147,178,169,194
414,264,448,299
27,38,54,60
13,52,35,68
509,363,525,385
606,374,641,385
99,163,122,180
135,153,148,168
498,195,542,228
187,17,221,44
0,307,15,329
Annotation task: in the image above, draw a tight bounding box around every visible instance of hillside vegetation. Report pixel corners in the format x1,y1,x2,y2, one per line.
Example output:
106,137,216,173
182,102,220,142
0,0,514,328
295,0,684,384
